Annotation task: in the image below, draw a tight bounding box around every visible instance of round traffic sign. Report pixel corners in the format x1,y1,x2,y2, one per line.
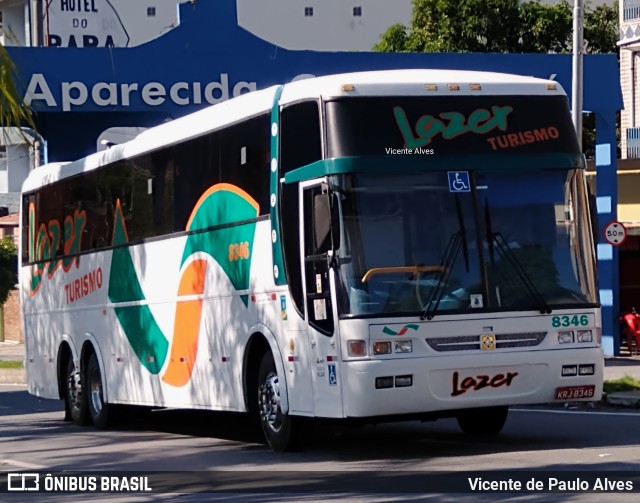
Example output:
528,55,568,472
603,221,627,246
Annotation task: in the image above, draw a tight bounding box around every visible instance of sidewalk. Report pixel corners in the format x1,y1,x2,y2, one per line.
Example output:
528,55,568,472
2,341,640,406
0,341,26,385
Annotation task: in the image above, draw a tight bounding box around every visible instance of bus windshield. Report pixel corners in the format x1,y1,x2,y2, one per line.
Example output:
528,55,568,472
334,168,597,317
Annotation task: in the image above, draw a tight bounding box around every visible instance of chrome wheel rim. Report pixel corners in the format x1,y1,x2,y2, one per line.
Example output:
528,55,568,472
89,367,103,416
67,365,81,410
259,371,282,433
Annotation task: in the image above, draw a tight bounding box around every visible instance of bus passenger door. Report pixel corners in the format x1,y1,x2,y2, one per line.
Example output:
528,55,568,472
301,181,344,418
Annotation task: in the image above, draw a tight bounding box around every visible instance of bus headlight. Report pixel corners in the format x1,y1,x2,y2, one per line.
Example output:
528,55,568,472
347,340,367,357
394,340,413,353
373,341,392,355
558,331,574,344
576,330,593,343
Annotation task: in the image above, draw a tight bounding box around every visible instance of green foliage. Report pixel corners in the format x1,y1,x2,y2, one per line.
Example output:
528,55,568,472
518,0,572,53
374,0,618,55
373,24,410,53
0,237,17,305
0,360,22,369
0,43,36,139
603,375,640,394
584,3,619,55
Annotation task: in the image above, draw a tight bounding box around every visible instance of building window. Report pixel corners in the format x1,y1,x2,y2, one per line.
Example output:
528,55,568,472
147,7,156,17
0,146,7,171
624,0,640,21
304,7,314,17
353,6,362,17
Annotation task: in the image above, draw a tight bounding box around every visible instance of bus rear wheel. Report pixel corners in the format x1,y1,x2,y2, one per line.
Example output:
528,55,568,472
456,406,509,436
257,352,299,451
86,353,111,429
64,357,89,426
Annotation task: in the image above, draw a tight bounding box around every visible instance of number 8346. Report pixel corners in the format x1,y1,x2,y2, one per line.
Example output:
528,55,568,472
551,314,589,328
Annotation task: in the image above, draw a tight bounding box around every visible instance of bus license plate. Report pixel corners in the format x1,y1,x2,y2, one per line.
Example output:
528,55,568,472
555,385,595,400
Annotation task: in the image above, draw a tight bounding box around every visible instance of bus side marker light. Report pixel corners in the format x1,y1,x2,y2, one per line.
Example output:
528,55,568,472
558,331,574,343
425,84,438,91
395,375,413,387
375,376,394,389
373,341,392,355
394,340,412,353
577,330,593,343
347,340,367,357
561,365,577,376
341,84,355,91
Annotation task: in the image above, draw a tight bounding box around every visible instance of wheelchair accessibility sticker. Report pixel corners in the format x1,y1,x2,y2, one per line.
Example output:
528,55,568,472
447,171,471,193
328,364,337,385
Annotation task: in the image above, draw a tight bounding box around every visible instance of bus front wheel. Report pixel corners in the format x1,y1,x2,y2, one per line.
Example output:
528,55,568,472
456,406,509,436
86,353,111,429
257,352,299,451
64,358,89,426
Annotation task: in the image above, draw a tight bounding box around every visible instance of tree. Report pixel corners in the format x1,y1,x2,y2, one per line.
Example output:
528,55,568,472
0,237,17,342
374,0,618,55
518,0,572,53
0,44,34,341
0,43,36,133
0,237,17,306
584,3,619,55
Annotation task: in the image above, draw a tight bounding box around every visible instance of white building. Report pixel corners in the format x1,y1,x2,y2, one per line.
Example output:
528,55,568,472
620,0,640,159
0,129,37,212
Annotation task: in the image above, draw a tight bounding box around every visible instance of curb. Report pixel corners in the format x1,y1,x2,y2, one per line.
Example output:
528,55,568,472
0,368,25,385
604,392,640,408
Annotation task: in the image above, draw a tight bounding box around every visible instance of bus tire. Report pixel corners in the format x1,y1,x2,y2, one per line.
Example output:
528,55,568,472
456,406,509,436
86,352,111,429
257,352,299,451
64,357,89,426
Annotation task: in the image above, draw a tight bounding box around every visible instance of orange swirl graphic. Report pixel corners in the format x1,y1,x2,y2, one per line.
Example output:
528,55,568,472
162,259,208,387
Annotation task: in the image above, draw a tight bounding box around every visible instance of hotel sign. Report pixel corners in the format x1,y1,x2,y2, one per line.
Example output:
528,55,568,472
45,0,129,47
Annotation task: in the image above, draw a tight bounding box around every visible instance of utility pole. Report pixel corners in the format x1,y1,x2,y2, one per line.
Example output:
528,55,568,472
572,0,584,150
30,0,44,46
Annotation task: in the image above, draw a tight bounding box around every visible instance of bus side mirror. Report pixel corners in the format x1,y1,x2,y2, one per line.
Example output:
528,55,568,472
313,192,341,253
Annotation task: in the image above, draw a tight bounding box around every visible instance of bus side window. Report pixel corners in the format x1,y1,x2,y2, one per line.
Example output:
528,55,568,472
280,100,322,317
220,114,270,213
172,134,219,231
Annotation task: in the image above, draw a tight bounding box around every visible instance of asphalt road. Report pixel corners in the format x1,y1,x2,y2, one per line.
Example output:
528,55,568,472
1,384,640,502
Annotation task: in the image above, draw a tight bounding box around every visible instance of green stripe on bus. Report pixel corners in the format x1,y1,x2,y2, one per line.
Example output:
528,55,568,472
108,203,168,374
284,153,585,184
270,85,286,285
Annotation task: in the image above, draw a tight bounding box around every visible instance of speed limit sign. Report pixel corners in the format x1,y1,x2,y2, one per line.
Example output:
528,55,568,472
603,221,627,246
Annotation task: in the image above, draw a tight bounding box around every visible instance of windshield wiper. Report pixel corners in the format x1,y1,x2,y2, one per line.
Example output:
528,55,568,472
421,195,469,320
484,202,551,314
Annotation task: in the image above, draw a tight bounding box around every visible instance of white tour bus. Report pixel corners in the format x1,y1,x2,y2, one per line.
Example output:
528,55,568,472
20,69,603,451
